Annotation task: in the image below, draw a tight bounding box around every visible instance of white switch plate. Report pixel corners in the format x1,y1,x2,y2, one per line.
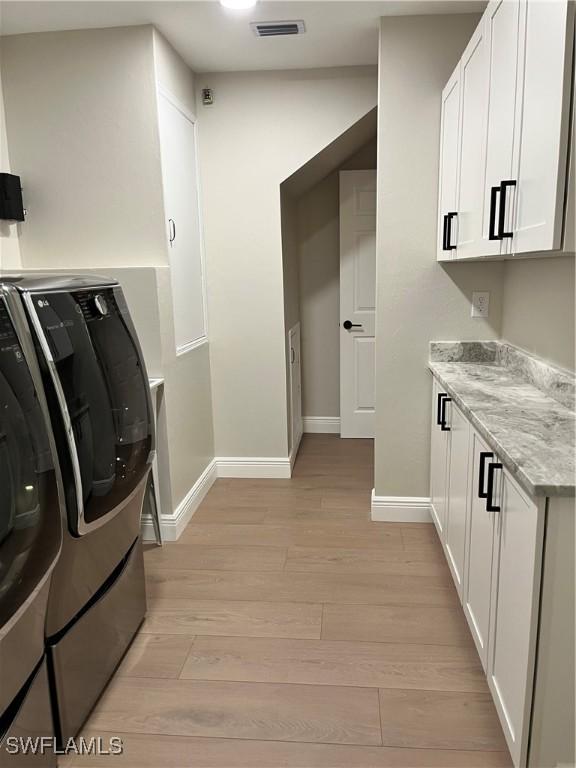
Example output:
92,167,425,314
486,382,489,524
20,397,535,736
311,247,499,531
471,291,490,318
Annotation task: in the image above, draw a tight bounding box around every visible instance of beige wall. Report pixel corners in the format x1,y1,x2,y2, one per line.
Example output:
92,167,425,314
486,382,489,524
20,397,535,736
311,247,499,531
0,50,21,270
501,256,575,372
297,138,377,419
375,14,505,499
197,67,377,458
1,26,166,268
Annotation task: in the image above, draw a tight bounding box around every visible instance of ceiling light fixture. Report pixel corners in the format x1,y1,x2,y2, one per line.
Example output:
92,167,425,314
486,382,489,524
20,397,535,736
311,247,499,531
220,0,257,9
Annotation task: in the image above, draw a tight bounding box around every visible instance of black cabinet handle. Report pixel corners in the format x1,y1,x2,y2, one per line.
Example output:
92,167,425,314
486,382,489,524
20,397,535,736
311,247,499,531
442,212,457,251
440,396,451,431
436,392,447,425
498,180,516,239
446,212,457,250
478,451,494,498
343,320,362,330
486,462,503,512
489,186,501,240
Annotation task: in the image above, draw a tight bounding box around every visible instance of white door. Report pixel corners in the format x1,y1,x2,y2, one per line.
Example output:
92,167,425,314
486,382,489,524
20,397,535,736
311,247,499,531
510,0,572,255
339,170,376,438
455,21,489,259
288,324,303,456
444,400,470,597
429,379,450,540
157,89,206,354
488,468,544,766
481,0,522,257
437,65,461,261
463,430,497,670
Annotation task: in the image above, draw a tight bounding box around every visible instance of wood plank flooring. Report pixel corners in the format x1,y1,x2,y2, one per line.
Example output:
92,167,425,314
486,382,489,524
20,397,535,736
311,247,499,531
69,434,511,767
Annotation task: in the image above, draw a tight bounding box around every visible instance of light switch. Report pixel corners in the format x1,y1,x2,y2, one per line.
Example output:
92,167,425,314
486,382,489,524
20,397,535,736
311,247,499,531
471,291,490,318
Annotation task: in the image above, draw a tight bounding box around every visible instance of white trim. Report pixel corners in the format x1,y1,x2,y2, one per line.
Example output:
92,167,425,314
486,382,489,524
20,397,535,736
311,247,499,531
371,490,433,523
303,416,341,434
215,457,292,479
141,459,217,542
176,336,208,356
290,428,303,473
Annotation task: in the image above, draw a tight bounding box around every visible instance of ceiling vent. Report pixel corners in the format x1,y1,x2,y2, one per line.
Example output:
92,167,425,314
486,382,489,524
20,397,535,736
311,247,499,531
250,20,306,37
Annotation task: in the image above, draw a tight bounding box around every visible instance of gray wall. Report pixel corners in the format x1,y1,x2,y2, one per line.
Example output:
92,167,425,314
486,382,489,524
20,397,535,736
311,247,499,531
297,139,377,419
374,14,505,499
1,27,215,522
1,27,167,268
501,255,575,372
196,67,378,459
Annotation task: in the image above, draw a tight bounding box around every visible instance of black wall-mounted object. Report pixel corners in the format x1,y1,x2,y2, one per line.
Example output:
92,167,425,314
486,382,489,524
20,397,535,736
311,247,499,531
0,173,25,222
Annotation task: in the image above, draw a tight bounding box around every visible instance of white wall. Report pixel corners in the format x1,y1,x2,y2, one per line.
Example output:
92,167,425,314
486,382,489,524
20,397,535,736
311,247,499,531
374,14,505,499
0,48,21,270
197,66,377,459
297,138,377,419
1,26,166,268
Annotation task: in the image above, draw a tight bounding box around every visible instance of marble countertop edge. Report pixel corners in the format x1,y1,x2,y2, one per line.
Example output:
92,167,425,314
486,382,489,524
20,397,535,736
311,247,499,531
428,361,575,499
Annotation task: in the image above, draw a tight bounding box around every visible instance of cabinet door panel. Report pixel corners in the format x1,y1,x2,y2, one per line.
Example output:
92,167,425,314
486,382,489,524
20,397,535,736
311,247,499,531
488,470,544,767
463,430,496,670
511,0,572,255
456,21,489,258
444,401,470,597
429,379,449,540
437,67,461,261
482,0,522,257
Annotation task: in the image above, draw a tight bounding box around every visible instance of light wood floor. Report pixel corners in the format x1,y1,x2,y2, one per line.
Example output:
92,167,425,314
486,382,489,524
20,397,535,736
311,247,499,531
69,435,511,767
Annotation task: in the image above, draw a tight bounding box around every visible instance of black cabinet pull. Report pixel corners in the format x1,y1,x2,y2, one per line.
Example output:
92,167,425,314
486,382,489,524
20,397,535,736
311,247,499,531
498,180,516,239
447,212,457,250
486,462,503,512
478,451,494,498
436,392,447,425
489,186,501,240
440,396,451,431
442,213,457,251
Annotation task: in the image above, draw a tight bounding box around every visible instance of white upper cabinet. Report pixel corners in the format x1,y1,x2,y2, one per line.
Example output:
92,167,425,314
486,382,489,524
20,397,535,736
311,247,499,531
454,22,489,259
482,0,522,256
437,66,461,261
510,0,573,255
437,0,573,261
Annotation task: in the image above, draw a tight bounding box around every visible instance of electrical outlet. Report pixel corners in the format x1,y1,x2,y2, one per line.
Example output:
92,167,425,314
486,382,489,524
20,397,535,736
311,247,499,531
471,291,490,318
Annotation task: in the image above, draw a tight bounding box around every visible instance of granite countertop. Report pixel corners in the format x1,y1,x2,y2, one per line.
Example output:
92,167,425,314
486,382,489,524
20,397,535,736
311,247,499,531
429,342,576,498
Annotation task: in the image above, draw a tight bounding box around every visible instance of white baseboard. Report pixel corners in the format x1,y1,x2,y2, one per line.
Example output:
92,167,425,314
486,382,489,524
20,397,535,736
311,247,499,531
371,490,432,523
215,456,292,479
303,416,340,434
141,459,217,542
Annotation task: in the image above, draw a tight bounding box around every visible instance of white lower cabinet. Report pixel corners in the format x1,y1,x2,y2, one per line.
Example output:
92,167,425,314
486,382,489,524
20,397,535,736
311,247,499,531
487,471,544,767
463,430,496,670
429,376,546,767
429,378,450,536
444,399,470,597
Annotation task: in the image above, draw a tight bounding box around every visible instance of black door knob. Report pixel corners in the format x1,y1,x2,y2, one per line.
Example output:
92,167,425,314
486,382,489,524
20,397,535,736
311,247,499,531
343,320,362,330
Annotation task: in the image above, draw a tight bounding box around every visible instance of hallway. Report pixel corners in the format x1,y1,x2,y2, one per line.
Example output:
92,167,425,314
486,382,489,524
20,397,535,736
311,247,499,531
72,435,510,767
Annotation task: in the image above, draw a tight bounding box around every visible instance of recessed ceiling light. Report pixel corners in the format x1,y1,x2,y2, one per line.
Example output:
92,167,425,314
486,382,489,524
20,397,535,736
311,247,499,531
220,0,257,9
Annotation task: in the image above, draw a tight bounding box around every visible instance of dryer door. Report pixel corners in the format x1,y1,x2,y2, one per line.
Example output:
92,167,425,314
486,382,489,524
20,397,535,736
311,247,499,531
0,297,61,712
27,287,153,536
